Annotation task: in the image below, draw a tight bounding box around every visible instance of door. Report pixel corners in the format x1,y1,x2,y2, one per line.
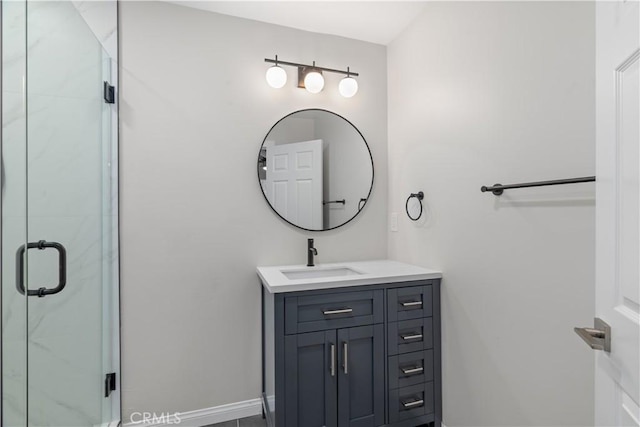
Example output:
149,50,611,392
594,0,640,425
1,1,120,425
285,330,338,427
337,324,385,427
265,139,323,229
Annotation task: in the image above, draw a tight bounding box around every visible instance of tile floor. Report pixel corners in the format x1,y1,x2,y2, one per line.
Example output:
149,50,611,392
207,414,267,427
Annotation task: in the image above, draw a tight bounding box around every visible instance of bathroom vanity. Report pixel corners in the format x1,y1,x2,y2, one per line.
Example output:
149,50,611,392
259,260,442,427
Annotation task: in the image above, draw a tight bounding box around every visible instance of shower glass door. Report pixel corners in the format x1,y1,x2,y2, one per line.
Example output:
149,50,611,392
2,1,28,425
2,1,120,426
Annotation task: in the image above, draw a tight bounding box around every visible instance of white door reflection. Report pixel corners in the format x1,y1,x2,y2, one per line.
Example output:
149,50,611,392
264,139,324,230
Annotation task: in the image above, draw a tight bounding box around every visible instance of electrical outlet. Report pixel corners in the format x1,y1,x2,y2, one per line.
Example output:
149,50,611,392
390,212,398,232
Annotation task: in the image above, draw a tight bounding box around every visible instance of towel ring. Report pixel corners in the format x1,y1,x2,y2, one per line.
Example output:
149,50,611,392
405,191,424,221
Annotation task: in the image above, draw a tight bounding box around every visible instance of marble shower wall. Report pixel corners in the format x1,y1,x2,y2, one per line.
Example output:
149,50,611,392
72,0,118,60
2,2,118,426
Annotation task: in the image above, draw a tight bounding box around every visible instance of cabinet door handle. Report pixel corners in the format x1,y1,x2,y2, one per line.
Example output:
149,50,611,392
401,301,422,307
330,343,336,377
342,342,348,375
401,333,423,341
402,399,424,409
401,366,424,375
323,308,353,315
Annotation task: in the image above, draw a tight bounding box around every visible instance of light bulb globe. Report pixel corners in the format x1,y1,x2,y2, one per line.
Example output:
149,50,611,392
304,71,324,94
266,65,287,89
339,76,358,98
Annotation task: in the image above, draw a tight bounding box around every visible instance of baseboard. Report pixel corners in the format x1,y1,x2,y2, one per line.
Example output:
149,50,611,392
122,398,262,427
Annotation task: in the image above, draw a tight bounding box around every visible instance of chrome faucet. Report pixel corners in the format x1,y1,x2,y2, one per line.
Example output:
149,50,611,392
307,238,318,267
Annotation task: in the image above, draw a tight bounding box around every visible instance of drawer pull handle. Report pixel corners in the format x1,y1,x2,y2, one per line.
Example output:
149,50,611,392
401,366,424,375
401,301,423,307
323,308,353,316
401,333,423,341
402,399,424,409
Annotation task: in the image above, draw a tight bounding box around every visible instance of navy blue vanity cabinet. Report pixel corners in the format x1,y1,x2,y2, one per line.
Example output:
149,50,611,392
262,280,442,427
281,289,385,427
386,283,440,426
283,324,385,427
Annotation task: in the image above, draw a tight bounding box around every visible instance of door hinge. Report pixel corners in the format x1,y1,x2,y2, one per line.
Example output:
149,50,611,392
103,81,115,104
105,372,117,397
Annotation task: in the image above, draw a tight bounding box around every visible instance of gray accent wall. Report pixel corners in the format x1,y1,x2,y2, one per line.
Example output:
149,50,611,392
119,1,388,421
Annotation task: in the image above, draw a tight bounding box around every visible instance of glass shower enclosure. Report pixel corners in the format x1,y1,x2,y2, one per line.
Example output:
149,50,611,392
1,1,120,425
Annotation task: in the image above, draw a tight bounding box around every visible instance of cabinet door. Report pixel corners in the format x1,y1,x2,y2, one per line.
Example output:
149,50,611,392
337,324,385,427
285,330,338,427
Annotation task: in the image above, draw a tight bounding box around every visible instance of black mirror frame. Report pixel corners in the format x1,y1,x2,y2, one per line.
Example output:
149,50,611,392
257,108,374,232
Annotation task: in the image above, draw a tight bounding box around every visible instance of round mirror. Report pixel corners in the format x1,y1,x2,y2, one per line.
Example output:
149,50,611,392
257,109,374,231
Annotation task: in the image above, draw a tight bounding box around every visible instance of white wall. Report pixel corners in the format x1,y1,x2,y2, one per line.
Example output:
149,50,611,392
388,2,595,426
119,1,387,420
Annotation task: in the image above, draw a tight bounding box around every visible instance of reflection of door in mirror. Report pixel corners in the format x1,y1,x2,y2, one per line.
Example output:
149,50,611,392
258,109,373,231
265,139,324,229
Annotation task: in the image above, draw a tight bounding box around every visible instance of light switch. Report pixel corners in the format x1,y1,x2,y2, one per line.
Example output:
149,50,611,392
390,212,398,232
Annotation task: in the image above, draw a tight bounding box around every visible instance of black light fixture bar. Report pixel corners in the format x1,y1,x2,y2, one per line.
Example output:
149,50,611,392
481,176,596,196
265,57,359,77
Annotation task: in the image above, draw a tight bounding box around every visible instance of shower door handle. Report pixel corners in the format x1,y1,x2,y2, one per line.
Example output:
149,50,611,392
16,240,67,297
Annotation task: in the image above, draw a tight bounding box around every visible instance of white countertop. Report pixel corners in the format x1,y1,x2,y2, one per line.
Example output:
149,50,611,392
257,259,442,293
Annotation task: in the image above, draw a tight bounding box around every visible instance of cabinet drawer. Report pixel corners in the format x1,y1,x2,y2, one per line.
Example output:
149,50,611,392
389,382,435,423
387,285,433,322
388,349,434,390
388,318,433,355
285,290,384,334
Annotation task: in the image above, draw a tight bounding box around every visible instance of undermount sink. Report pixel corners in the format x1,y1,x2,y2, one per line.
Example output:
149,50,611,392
281,266,362,280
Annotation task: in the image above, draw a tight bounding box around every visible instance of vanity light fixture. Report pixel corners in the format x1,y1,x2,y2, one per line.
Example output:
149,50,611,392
301,63,325,94
265,55,287,89
338,67,358,98
264,55,359,97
